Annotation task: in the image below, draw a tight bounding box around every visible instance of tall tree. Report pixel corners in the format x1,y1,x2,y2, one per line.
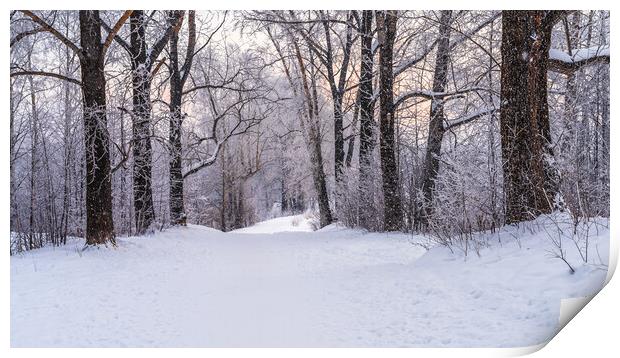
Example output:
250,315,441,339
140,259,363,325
17,10,131,245
78,10,125,244
262,17,334,228
295,43,334,228
500,10,563,223
320,12,355,189
376,10,402,231
418,10,453,227
128,11,171,233
105,11,175,234
167,10,196,226
357,10,375,226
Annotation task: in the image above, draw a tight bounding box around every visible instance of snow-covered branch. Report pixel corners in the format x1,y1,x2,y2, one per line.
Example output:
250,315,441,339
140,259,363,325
548,45,610,75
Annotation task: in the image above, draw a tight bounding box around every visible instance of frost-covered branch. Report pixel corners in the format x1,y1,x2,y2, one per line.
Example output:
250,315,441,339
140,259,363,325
444,107,498,131
548,45,610,74
394,87,491,110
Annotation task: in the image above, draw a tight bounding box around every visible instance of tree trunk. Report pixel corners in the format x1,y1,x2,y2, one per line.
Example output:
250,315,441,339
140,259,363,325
130,10,156,233
10,79,20,243
418,10,452,228
293,41,333,228
167,10,195,226
310,61,333,228
220,144,227,231
345,90,359,168
331,21,353,186
500,11,558,224
28,73,38,249
322,14,353,215
310,127,333,228
358,10,375,226
61,11,73,245
61,42,72,244
376,10,402,231
79,10,115,245
168,24,185,226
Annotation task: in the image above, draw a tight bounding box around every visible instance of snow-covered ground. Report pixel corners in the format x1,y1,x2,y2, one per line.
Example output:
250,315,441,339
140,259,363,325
230,214,314,233
10,214,609,347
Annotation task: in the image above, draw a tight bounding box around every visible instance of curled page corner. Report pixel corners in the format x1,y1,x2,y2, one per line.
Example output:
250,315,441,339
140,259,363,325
510,342,547,356
605,234,618,285
539,238,616,350
514,294,596,357
558,295,594,332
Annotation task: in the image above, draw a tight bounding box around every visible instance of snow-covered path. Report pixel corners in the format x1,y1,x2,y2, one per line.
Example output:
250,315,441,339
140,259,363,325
10,215,609,347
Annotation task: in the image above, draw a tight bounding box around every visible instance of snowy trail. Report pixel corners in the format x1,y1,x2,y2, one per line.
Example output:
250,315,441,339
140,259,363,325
11,215,609,347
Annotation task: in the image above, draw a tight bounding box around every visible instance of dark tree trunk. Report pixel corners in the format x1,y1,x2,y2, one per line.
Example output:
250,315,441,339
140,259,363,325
418,10,452,228
326,17,353,186
358,10,375,225
130,10,155,234
167,10,195,226
376,10,402,231
79,10,115,245
220,148,227,231
280,175,288,213
10,81,19,239
293,41,333,228
310,128,333,228
321,13,354,217
310,62,334,228
28,73,38,249
61,44,73,244
527,12,558,209
500,11,559,224
168,18,185,226
333,97,345,185
345,91,359,168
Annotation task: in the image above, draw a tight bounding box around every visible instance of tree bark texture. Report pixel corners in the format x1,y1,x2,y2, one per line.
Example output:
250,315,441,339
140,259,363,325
376,10,402,231
418,10,452,228
130,10,155,234
79,10,115,245
500,11,559,224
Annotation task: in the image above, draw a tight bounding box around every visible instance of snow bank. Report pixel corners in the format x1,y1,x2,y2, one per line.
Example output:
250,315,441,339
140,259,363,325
11,215,609,347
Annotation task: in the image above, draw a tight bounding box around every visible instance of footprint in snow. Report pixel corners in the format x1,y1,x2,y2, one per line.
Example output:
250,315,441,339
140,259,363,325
470,289,483,299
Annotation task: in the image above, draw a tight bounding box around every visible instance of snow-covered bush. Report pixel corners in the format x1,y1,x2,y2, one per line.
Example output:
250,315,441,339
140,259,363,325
336,165,384,232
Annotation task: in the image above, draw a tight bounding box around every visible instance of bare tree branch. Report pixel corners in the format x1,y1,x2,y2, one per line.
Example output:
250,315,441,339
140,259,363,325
10,70,81,86
444,107,498,131
102,10,133,58
19,10,84,62
10,27,45,47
